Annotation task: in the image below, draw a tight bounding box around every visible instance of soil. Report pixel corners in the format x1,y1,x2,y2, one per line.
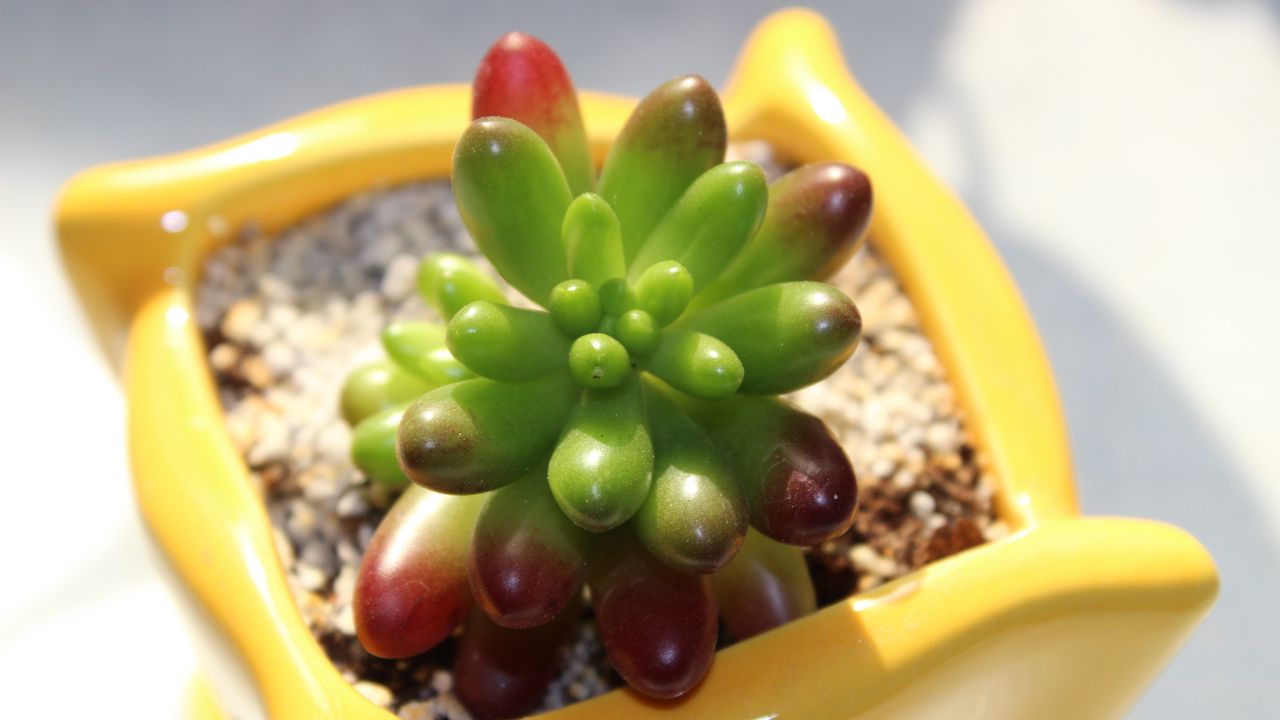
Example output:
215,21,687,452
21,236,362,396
195,142,1004,719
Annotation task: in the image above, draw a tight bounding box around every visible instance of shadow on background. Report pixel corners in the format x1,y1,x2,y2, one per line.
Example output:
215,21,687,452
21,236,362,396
995,237,1277,719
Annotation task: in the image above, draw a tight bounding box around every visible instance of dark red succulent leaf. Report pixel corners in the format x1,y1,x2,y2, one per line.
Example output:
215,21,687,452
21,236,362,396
588,532,718,699
469,473,589,628
694,396,859,546
712,530,816,641
455,604,579,720
353,488,484,658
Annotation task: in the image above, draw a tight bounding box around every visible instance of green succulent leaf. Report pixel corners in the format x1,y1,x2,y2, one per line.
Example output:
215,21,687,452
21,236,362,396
471,32,595,196
381,321,475,386
675,282,860,394
351,401,413,488
694,163,872,307
643,330,743,400
453,117,573,305
446,301,569,381
567,333,631,389
633,387,746,574
340,360,439,426
629,162,767,292
596,75,727,264
548,379,654,532
614,309,658,357
563,193,627,287
633,260,693,327
597,277,637,316
398,375,575,494
712,528,816,641
548,279,603,337
416,253,508,320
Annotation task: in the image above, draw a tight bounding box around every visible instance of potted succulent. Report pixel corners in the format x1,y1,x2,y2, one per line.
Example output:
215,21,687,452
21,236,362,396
340,29,870,716
56,9,1217,720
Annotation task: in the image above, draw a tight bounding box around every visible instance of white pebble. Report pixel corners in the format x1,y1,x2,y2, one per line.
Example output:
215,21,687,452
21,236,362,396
381,254,420,301
300,540,335,575
220,299,262,344
909,490,937,518
302,471,342,503
868,457,896,479
332,565,357,605
285,500,318,540
247,422,289,466
849,544,898,577
315,422,352,466
430,670,453,694
353,680,393,708
295,562,327,592
209,343,241,372
261,342,296,377
333,604,356,636
335,489,369,518
257,274,295,303
926,421,960,454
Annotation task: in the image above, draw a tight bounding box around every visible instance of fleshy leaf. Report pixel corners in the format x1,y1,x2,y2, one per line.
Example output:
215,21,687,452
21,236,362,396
633,386,746,574
694,163,872,307
398,375,575,494
675,282,860,394
340,360,438,426
613,308,658,357
589,531,717,699
454,604,579,720
563,193,626,287
633,260,693,327
629,162,767,291
351,402,412,488
548,379,653,531
692,396,858,546
548,279,603,337
469,473,589,629
567,333,631,389
446,301,568,381
596,75,726,263
712,529,816,641
643,330,743,400
381,321,474,386
416,253,508,320
453,117,573,305
354,487,485,658
472,32,594,196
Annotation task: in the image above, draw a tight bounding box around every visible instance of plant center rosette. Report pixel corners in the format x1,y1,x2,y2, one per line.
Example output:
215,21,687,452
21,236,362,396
339,32,873,718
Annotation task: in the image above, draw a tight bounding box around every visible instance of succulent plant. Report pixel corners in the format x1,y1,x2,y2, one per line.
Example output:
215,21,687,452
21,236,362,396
340,31,872,717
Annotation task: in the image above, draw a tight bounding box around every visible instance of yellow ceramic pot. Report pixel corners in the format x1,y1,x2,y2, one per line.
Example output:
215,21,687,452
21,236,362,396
56,10,1217,720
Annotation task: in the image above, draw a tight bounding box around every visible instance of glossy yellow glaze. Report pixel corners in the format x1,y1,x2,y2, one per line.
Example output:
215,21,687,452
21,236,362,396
56,9,1217,720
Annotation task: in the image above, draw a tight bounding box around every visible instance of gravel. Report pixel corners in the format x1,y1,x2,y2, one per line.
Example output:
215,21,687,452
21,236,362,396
195,143,999,718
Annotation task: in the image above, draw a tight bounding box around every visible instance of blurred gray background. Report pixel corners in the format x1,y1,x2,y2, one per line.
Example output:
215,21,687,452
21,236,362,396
2,1,1277,717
